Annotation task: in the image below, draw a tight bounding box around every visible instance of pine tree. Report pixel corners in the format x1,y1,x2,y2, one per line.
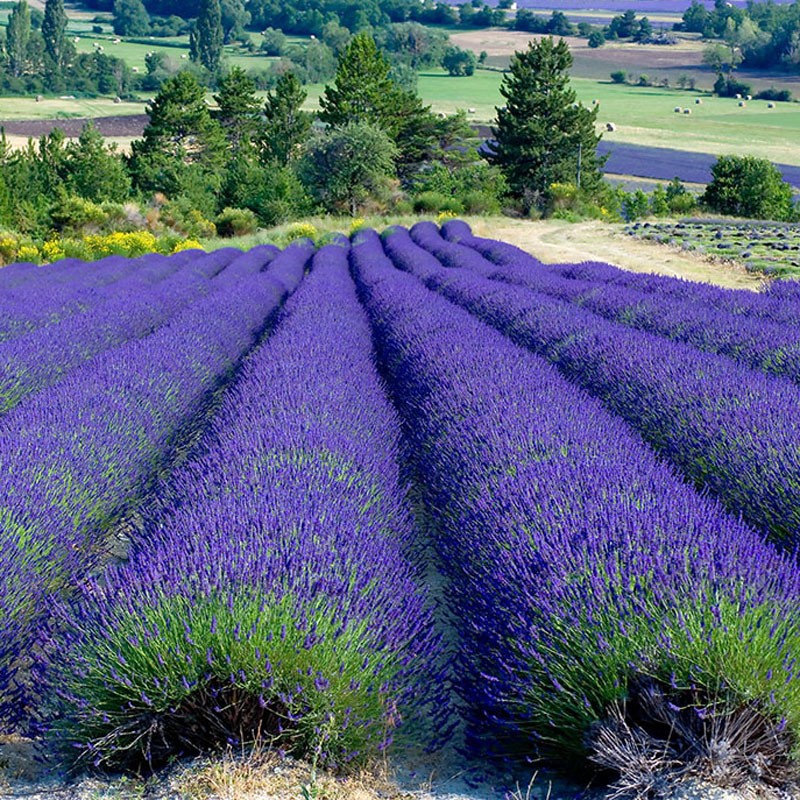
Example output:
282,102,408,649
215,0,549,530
42,0,67,69
128,71,226,205
214,66,263,153
262,71,311,166
189,0,223,73
113,0,150,37
318,32,396,130
319,31,448,182
6,0,31,78
486,37,603,213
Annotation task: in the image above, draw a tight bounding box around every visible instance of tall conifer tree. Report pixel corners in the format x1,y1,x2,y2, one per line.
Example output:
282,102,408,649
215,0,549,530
486,37,603,213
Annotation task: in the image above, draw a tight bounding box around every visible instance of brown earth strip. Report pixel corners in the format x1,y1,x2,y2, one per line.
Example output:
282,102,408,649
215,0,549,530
0,114,148,139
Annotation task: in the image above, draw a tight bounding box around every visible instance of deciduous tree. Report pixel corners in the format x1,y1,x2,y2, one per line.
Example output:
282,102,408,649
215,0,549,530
702,155,795,221
113,0,150,36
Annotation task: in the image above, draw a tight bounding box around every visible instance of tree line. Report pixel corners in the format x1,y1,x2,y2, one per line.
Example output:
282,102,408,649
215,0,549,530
0,33,608,242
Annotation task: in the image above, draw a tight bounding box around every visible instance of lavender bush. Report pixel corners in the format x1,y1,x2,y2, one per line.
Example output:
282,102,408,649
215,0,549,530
48,241,442,771
0,242,312,731
407,222,800,545
352,228,800,783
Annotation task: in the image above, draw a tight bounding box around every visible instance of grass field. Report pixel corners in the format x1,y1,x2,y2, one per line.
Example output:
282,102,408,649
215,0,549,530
305,70,800,166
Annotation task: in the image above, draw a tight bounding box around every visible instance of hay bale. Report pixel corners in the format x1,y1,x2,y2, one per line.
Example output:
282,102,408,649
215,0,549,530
768,101,776,108
683,108,692,114
606,122,616,131
674,106,681,112
467,107,476,113
746,94,752,100
735,93,742,99
738,100,746,107
695,98,702,104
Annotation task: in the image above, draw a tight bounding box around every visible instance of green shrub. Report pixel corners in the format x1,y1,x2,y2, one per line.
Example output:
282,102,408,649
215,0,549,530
215,207,259,238
610,69,626,83
161,198,217,239
460,190,502,215
412,191,464,214
49,195,109,234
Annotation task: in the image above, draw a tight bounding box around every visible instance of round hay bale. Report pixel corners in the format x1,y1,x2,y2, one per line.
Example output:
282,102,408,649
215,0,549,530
606,122,616,131
738,100,746,107
746,94,752,100
674,106,681,112
735,93,742,99
683,108,691,114
695,98,702,104
35,95,42,102
768,101,776,108
467,107,476,113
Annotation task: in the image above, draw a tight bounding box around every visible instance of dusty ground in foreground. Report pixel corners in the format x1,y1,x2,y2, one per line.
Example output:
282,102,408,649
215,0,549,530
466,218,763,290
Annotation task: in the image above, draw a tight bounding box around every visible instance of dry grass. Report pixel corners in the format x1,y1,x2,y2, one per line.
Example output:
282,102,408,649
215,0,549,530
172,744,417,800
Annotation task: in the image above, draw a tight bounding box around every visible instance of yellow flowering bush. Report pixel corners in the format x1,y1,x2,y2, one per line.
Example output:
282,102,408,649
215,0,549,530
436,210,458,224
17,245,41,263
285,222,318,242
349,217,367,235
172,239,204,253
41,240,67,262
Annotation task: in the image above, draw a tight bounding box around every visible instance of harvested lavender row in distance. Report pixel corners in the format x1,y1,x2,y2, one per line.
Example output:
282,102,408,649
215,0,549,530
399,224,800,545
438,223,800,388
0,253,191,343
442,220,800,328
352,223,800,770
50,240,442,771
0,240,313,729
0,248,264,415
354,227,800,778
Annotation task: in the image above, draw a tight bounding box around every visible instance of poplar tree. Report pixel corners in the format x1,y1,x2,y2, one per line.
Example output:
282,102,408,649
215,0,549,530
189,0,223,73
42,0,67,69
6,0,31,78
486,37,603,213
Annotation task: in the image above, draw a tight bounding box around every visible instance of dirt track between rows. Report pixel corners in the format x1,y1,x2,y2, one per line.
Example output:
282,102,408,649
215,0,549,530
468,218,763,289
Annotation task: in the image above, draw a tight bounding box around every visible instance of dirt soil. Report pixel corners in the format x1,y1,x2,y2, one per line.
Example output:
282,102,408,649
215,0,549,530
467,218,763,289
0,114,148,139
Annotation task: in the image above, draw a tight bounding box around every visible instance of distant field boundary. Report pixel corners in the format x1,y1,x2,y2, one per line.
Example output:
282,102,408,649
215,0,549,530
473,124,800,190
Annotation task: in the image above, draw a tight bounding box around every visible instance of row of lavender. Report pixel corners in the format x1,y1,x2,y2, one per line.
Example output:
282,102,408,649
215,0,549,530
41,241,441,770
0,247,262,414
401,221,800,547
352,227,800,774
0,242,311,728
442,219,800,380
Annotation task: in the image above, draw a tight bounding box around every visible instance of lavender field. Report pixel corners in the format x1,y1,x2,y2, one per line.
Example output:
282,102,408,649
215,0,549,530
3,228,800,795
